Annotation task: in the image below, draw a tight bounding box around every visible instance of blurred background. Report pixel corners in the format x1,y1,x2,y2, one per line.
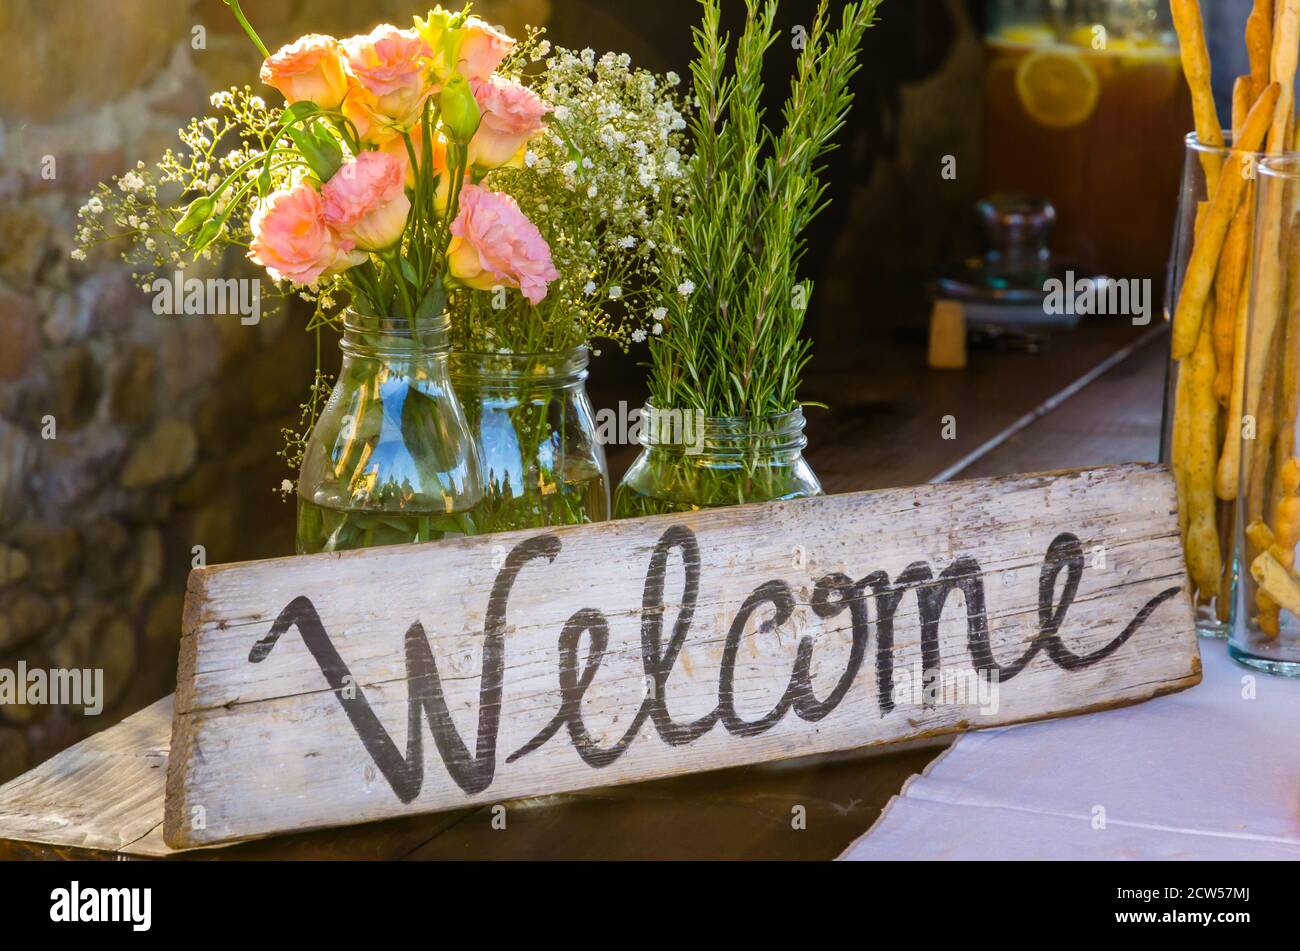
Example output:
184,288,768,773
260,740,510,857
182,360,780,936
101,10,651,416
0,0,1241,782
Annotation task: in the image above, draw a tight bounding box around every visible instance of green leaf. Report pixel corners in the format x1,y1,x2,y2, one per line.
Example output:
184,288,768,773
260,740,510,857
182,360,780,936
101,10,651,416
280,101,320,126
398,257,420,288
287,124,341,183
416,279,447,321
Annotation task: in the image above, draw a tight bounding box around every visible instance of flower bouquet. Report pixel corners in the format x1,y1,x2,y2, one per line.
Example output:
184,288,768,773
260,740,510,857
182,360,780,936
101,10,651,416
614,0,882,517
78,3,576,552
77,0,698,546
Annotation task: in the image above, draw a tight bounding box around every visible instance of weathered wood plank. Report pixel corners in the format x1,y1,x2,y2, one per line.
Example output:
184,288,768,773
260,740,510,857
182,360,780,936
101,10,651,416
0,697,174,857
164,463,1200,849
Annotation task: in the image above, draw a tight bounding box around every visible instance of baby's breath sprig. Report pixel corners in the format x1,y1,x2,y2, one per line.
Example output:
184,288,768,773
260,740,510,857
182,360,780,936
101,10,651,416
449,38,691,355
645,0,880,418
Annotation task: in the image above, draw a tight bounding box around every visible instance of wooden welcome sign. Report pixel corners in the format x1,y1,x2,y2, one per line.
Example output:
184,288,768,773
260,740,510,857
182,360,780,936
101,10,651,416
164,463,1200,848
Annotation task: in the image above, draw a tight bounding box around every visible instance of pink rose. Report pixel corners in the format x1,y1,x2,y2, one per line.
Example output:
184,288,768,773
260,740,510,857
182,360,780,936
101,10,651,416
260,34,350,110
342,25,435,132
456,17,515,83
447,185,559,305
322,151,411,251
249,183,364,285
469,76,550,170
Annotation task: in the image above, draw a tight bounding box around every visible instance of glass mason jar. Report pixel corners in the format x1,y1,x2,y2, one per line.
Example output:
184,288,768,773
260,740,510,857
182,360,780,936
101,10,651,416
296,310,483,554
450,348,609,532
1231,154,1300,676
613,406,823,517
1162,132,1260,638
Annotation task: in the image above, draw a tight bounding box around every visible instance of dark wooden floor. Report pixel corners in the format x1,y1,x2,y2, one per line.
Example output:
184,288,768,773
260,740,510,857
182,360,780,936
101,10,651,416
0,318,1169,860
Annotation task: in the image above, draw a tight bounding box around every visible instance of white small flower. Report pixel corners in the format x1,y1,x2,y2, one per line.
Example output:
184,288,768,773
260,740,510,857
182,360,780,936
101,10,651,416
587,183,598,198
70,248,86,261
553,104,571,121
652,322,664,336
280,479,294,494
609,286,622,299
524,150,539,168
652,307,668,321
677,280,695,297
584,281,597,296
250,96,266,110
631,328,647,343
666,71,681,86
85,197,104,214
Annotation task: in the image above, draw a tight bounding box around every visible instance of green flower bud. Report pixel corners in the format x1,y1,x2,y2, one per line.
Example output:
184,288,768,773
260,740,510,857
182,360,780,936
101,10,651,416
173,195,215,236
192,215,226,251
440,76,481,145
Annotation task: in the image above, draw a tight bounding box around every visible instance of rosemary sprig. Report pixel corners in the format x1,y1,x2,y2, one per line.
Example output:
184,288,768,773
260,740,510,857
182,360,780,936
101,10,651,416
647,0,881,418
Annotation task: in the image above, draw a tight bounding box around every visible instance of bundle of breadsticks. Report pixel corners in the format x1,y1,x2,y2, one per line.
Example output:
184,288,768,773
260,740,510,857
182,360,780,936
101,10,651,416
1170,0,1300,637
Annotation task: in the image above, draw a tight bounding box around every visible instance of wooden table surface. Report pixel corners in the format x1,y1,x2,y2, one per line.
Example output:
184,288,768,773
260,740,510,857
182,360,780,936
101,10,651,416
0,318,1170,860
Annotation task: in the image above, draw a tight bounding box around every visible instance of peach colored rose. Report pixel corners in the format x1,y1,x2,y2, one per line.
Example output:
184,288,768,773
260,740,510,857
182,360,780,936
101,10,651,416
447,184,558,305
322,151,411,251
249,183,364,285
468,76,550,170
260,34,350,110
342,25,434,132
455,16,515,82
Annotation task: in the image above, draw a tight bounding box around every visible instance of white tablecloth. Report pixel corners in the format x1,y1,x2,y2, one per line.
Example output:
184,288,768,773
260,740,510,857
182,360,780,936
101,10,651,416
840,640,1300,860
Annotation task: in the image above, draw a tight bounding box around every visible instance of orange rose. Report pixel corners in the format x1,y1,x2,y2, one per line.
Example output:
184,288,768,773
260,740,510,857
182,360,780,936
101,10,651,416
260,34,349,110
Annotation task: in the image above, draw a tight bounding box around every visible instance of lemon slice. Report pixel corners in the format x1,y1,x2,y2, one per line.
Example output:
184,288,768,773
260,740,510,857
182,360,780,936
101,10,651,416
996,23,1056,47
1015,50,1100,129
1067,24,1105,49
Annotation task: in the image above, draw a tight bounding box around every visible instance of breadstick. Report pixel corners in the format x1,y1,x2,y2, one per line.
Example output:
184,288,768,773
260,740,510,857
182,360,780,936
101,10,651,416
1172,0,1225,192
1248,517,1277,552
1172,367,1192,539
1185,302,1224,600
1175,202,1210,539
1268,0,1300,155
1233,75,1253,141
1217,240,1254,499
1268,457,1300,561
1216,498,1235,623
1247,0,1274,101
1213,196,1253,405
1267,213,1300,516
1251,550,1300,621
1259,458,1300,636
1247,322,1283,526
1249,520,1283,636
1172,83,1281,360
